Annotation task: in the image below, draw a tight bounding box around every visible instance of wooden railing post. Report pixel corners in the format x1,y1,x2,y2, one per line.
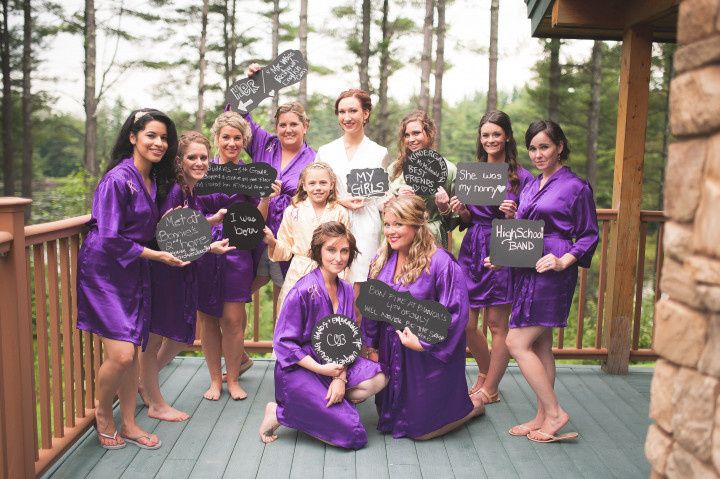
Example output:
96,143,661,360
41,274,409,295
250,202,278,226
602,26,652,375
0,197,36,479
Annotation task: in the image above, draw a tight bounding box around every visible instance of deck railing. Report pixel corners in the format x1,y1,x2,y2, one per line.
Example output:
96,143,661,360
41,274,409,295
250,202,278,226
0,198,663,477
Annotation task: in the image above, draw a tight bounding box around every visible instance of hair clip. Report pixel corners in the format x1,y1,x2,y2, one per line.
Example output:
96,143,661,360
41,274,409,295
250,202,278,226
133,110,149,123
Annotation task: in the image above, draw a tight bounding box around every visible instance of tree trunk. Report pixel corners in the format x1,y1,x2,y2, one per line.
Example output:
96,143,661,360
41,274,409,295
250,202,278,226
230,0,238,82
659,43,675,210
418,0,434,112
432,0,446,150
196,0,209,129
298,0,308,106
223,0,230,92
22,0,32,215
84,0,98,179
486,0,499,112
585,40,602,188
359,0,371,93
376,0,390,146
1,0,14,195
271,0,280,114
548,38,560,121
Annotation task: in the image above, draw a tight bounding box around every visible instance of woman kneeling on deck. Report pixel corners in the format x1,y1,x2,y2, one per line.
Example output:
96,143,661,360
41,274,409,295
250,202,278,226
362,196,485,440
259,222,388,449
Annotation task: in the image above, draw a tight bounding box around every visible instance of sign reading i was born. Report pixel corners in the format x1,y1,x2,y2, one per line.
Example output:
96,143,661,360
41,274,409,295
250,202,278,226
225,49,308,113
346,168,389,197
155,208,212,262
456,162,509,206
223,202,266,250
402,149,448,196
356,279,450,344
311,314,362,365
489,219,545,268
194,162,277,197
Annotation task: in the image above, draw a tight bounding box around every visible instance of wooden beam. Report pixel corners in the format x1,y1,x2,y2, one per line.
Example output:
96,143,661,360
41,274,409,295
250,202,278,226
602,27,653,375
552,0,678,30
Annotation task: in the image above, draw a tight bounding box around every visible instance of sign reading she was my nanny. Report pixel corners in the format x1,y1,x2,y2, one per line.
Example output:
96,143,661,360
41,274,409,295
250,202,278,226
346,168,389,197
194,162,277,197
456,162,508,206
155,208,212,262
225,49,308,113
489,219,545,268
223,203,265,250
357,279,450,344
402,149,448,196
311,314,362,365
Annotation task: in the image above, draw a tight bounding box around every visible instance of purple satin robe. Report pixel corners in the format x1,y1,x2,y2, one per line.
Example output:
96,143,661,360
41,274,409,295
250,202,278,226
149,184,201,344
510,166,599,328
245,114,316,277
77,158,158,347
274,268,382,449
457,165,534,308
361,249,474,438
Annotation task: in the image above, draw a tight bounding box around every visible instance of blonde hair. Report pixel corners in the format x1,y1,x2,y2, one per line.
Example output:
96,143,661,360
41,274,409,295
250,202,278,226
274,101,310,128
175,130,211,193
391,110,437,180
369,196,436,285
291,162,339,207
210,111,252,150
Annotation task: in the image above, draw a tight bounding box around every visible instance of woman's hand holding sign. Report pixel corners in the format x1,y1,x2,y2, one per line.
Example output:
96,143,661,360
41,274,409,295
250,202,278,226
396,327,424,352
498,200,518,219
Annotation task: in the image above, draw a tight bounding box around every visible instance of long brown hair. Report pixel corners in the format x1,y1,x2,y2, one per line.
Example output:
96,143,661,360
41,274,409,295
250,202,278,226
291,162,339,207
476,110,521,193
390,110,437,180
368,196,436,286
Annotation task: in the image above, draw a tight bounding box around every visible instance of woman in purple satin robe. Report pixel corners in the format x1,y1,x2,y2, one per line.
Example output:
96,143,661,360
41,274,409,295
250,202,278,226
362,196,484,440
77,109,184,450
448,111,534,404
259,222,387,449
486,120,598,443
139,131,235,422
196,112,280,401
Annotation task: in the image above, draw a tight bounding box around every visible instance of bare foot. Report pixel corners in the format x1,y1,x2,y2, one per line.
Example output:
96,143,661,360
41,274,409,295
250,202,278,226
203,382,222,401
528,409,570,441
120,423,160,448
258,402,280,444
148,404,190,422
468,373,487,395
227,380,247,401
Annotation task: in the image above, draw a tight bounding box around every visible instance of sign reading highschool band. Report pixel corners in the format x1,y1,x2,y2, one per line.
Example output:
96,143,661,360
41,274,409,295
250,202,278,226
311,314,362,365
223,203,265,250
155,208,213,262
194,162,277,197
402,149,448,196
356,279,450,344
346,168,389,197
455,162,509,206
489,219,545,268
225,49,308,113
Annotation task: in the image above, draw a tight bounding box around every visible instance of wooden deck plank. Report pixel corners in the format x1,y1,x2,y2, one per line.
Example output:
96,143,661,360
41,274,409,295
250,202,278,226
355,399,390,479
385,436,421,478
443,425,487,479
288,432,325,479
594,367,652,416
323,443,356,478
415,437,453,478
189,361,269,479
154,459,195,479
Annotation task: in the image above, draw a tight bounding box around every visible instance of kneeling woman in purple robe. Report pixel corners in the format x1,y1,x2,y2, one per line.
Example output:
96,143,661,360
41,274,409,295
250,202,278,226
77,109,186,450
362,196,485,440
259,222,388,449
486,120,599,443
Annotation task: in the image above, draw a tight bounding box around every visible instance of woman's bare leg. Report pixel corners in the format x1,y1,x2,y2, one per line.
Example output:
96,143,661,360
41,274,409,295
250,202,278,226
156,338,187,370
474,304,511,402
95,338,136,448
221,301,248,400
346,372,388,403
258,402,280,443
199,311,223,400
465,307,489,394
117,345,160,447
139,334,189,421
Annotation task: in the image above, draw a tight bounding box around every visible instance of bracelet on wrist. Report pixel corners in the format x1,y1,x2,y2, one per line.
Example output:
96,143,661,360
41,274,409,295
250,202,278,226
332,376,347,384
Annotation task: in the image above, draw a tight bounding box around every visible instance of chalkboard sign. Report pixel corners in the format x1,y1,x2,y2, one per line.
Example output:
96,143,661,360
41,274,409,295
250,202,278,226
489,219,545,267
357,279,450,344
225,50,308,113
155,208,212,262
456,162,509,206
402,149,448,196
311,314,362,365
346,168,389,197
194,162,277,197
223,203,266,250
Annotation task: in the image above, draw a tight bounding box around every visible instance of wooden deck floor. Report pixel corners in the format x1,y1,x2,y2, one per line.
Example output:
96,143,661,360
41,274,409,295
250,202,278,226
43,358,653,479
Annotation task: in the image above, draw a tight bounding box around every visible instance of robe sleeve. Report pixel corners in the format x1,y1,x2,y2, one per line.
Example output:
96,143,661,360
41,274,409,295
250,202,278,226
93,176,145,268
268,206,295,262
274,285,310,369
244,113,273,162
418,254,470,363
568,183,600,269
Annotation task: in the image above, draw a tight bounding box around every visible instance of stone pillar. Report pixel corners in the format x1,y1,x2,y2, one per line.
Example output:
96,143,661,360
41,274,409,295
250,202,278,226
645,0,720,477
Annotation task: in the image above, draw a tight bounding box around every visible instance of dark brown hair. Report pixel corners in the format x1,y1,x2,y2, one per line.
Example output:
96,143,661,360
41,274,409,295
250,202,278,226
309,221,359,269
524,120,571,162
476,110,521,193
334,89,372,124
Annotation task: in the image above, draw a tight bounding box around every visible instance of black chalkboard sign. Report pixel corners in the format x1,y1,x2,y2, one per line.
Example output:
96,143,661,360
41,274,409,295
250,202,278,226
402,149,448,196
194,162,277,197
357,279,450,344
456,162,509,206
311,314,362,365
225,50,308,113
346,168,389,197
489,219,545,267
155,208,212,262
223,203,266,250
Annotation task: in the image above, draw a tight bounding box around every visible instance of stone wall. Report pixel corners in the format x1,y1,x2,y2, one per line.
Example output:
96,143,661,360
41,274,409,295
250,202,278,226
645,0,720,477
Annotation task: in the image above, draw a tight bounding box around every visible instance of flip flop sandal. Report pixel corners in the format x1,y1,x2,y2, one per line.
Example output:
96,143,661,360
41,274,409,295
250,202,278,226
121,433,162,450
97,430,126,450
527,430,579,443
508,425,538,436
472,388,500,405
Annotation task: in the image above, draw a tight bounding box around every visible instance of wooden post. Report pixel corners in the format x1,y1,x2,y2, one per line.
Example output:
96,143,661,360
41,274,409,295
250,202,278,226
602,27,652,374
0,197,36,478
